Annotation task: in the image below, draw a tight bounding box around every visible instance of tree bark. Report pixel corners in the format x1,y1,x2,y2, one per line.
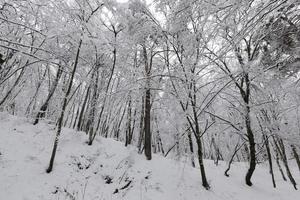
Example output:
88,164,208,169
143,45,151,160
33,64,63,125
264,134,276,188
274,138,297,190
77,86,90,131
187,129,196,168
46,39,82,173
291,145,300,172
137,96,144,153
87,65,99,145
240,73,256,187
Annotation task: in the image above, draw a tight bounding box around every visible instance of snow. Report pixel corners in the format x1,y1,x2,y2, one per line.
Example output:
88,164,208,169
0,112,299,200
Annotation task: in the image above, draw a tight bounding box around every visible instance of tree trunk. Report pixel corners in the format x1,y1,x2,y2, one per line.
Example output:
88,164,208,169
137,96,144,153
272,141,287,181
274,138,297,190
195,134,210,189
240,73,256,187
46,39,82,173
245,119,256,186
291,145,300,172
33,64,63,125
87,65,99,145
264,134,276,188
190,80,210,189
187,129,196,168
143,45,151,160
144,87,151,160
225,141,244,177
77,86,90,131
125,96,132,147
114,103,127,140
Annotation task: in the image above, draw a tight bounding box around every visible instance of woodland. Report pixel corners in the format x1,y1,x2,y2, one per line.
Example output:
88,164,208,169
0,0,300,196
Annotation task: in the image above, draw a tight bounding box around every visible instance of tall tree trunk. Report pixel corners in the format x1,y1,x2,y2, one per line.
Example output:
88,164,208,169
272,141,287,181
257,114,276,187
87,65,99,145
144,87,151,160
114,103,127,140
137,96,144,153
240,73,256,187
274,138,297,190
68,100,77,128
77,86,90,131
143,45,151,160
184,81,210,189
33,64,63,125
125,95,132,147
129,108,137,145
245,113,256,186
93,29,119,144
46,39,82,173
190,80,210,189
72,98,82,129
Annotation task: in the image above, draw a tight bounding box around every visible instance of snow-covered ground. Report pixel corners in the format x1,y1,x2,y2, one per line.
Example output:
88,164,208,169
0,112,299,200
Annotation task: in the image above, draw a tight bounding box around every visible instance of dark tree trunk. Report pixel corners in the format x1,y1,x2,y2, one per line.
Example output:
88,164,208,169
77,86,90,131
144,87,151,160
274,138,297,190
187,129,196,168
114,103,127,140
239,73,256,187
225,141,244,177
257,114,276,187
142,45,152,160
264,134,276,188
68,100,76,128
156,131,165,155
190,81,210,190
245,121,256,187
87,64,99,145
272,141,287,181
46,39,82,173
195,134,210,190
137,96,144,153
33,64,63,125
72,102,81,129
93,29,119,144
291,145,300,172
125,96,132,147
129,108,137,145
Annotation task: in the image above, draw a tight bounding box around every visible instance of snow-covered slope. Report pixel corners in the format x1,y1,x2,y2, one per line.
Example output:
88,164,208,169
0,113,299,200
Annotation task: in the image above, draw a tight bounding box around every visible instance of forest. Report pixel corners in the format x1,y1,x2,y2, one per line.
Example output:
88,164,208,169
0,0,300,199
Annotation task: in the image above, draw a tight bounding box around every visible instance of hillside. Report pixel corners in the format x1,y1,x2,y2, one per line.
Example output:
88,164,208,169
0,113,299,200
